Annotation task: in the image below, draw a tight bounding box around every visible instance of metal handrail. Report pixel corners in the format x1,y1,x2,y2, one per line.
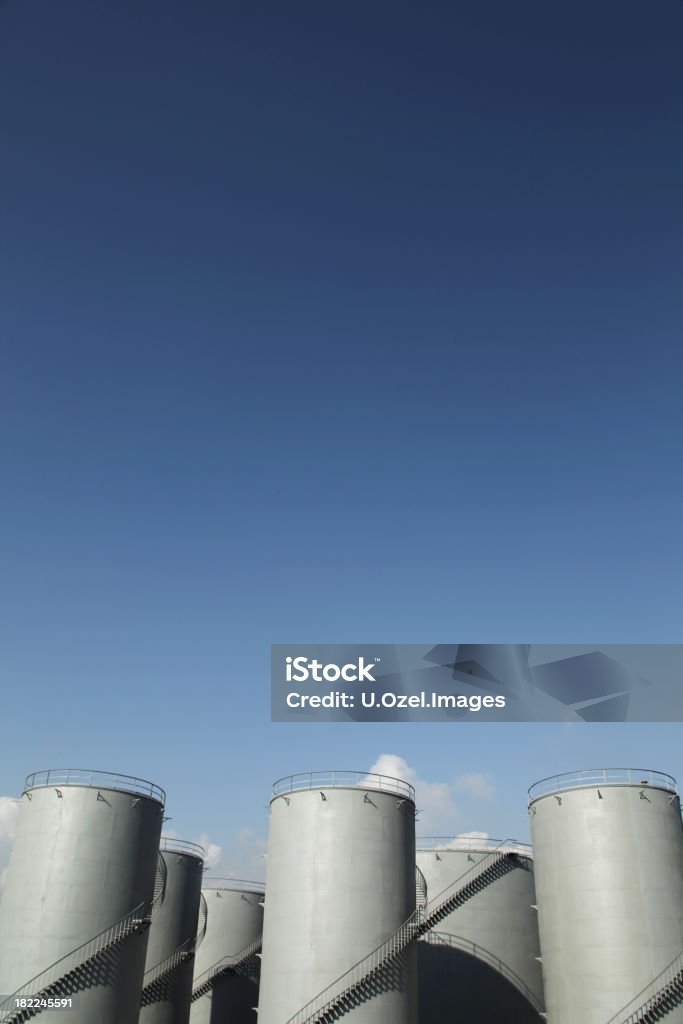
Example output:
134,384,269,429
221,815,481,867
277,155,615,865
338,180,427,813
196,894,208,949
160,837,205,859
201,878,265,894
421,931,545,1016
152,853,168,911
24,769,166,805
272,771,415,802
142,934,197,992
0,899,152,1023
423,838,516,911
415,866,428,909
528,769,678,804
283,839,516,1024
191,935,263,998
418,836,532,854
606,950,683,1024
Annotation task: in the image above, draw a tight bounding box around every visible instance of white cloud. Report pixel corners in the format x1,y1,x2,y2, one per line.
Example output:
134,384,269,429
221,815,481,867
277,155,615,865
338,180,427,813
0,797,20,890
368,754,458,834
366,757,498,835
453,772,495,800
195,833,223,871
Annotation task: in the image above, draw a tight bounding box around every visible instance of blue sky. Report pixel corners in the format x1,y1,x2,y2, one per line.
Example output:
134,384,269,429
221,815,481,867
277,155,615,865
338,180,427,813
1,1,682,877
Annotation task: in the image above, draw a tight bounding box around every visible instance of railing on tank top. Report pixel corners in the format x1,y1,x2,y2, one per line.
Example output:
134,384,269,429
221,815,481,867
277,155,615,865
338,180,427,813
606,950,683,1024
23,768,166,804
272,770,415,802
200,877,265,894
417,836,532,855
283,838,518,1024
160,837,205,858
528,768,678,804
421,931,545,1016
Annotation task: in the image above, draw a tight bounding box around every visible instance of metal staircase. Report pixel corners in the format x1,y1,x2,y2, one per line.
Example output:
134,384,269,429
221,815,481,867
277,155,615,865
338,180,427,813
196,893,208,949
607,952,683,1024
0,854,167,1024
152,851,168,907
0,902,153,1024
282,839,520,1024
141,934,197,1004
421,930,545,1017
141,861,205,1002
191,935,263,1001
415,865,428,910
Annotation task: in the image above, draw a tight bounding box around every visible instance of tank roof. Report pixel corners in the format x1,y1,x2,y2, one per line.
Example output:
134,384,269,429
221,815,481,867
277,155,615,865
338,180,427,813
160,836,205,859
528,767,678,805
23,768,166,805
272,770,415,801
201,877,265,894
417,836,532,854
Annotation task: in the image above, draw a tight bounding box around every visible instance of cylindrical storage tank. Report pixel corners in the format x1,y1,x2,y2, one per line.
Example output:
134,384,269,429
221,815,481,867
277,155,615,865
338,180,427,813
0,768,165,1024
416,837,545,1023
529,768,683,1024
257,770,418,1024
140,838,205,1024
189,879,264,1024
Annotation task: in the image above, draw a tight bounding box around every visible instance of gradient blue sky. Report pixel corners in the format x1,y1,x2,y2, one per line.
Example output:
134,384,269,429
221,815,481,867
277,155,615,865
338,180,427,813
1,1,682,875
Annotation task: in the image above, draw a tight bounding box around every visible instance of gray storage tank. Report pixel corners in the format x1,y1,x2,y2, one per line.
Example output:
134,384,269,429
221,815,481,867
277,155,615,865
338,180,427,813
529,768,683,1024
257,770,418,1024
0,768,165,1024
189,879,264,1024
416,837,545,1023
140,838,205,1024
